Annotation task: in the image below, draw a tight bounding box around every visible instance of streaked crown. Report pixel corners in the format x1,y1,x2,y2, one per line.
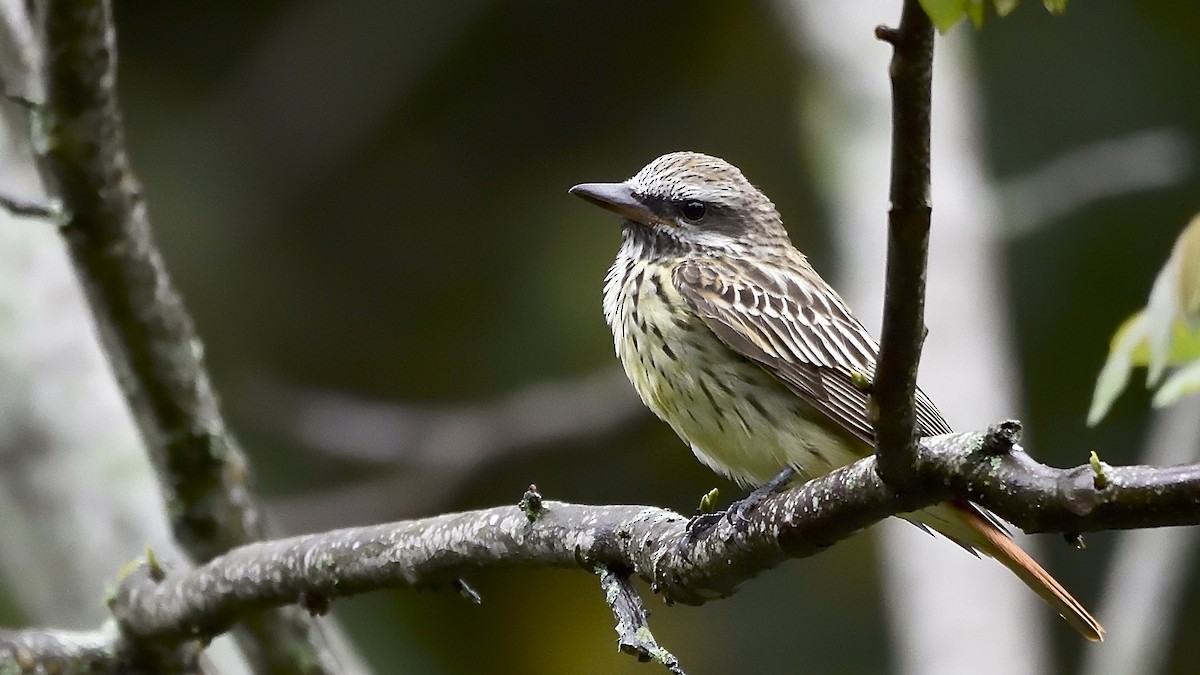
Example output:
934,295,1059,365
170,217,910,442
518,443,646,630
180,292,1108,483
571,152,792,255
629,152,773,216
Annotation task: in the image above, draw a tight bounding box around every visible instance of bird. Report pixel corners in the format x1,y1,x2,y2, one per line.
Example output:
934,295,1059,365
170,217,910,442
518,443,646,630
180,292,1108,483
568,150,1103,641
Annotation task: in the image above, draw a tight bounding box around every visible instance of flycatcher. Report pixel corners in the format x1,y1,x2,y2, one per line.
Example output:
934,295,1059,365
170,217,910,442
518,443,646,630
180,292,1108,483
569,151,1102,641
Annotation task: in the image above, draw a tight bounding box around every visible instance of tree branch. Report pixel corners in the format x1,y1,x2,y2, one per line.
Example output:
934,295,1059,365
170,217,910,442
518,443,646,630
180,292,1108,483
41,0,258,566
6,426,1200,671
0,623,201,675
0,626,124,673
0,191,58,218
30,1,355,672
249,368,646,467
596,566,686,675
872,0,935,489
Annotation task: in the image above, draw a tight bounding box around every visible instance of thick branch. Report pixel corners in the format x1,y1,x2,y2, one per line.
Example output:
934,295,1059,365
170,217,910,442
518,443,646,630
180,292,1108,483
106,429,1200,633
0,626,123,673
872,0,935,489
5,425,1200,670
0,624,200,675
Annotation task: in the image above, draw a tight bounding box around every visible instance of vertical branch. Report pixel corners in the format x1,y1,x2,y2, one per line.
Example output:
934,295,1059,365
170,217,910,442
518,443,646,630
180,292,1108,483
872,0,934,489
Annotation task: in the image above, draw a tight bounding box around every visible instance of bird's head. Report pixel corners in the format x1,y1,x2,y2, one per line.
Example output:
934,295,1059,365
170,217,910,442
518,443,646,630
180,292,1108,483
570,151,790,254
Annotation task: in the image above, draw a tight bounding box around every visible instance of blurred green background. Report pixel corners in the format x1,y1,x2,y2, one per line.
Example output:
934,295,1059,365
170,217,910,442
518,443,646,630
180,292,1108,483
99,1,1200,672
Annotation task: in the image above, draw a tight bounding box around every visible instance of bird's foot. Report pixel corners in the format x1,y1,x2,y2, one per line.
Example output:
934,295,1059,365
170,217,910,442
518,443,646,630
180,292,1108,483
679,467,797,559
678,511,723,562
683,511,724,543
724,466,796,528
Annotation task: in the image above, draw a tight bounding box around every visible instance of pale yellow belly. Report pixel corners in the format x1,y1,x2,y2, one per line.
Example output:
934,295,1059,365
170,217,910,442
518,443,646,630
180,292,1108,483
610,263,865,486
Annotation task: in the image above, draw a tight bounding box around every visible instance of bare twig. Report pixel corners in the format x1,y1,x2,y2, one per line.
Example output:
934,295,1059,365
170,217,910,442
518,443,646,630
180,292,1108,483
250,370,647,531
0,191,57,218
1083,395,1200,675
1000,128,1192,235
596,566,686,675
871,0,935,490
247,368,645,466
772,1,1045,665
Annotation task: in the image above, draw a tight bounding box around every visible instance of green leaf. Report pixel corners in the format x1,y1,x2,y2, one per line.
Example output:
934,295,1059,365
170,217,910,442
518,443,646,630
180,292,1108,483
1121,318,1200,367
994,0,1021,16
966,0,986,27
697,487,720,514
922,0,1068,32
1090,215,1200,422
1152,360,1200,408
1089,311,1200,425
1043,0,1069,14
1087,312,1146,426
920,0,969,32
1176,214,1200,324
1167,323,1200,362
1146,216,1200,382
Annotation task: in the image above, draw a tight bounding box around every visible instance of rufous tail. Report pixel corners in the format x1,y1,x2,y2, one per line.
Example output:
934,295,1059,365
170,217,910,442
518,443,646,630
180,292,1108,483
952,502,1104,642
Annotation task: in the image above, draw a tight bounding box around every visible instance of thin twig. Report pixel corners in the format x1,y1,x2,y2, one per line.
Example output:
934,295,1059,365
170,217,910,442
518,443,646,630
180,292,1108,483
596,565,686,675
248,368,645,466
871,0,935,489
0,192,58,219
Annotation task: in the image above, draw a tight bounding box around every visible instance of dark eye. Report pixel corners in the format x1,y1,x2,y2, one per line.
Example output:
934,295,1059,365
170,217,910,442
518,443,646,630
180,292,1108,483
677,200,707,222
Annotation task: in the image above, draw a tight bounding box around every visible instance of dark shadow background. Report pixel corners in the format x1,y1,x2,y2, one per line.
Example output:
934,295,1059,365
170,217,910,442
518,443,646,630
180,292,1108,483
95,1,1200,672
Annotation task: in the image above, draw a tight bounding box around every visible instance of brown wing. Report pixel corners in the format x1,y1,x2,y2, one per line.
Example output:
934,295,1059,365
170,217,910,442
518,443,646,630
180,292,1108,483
672,256,952,443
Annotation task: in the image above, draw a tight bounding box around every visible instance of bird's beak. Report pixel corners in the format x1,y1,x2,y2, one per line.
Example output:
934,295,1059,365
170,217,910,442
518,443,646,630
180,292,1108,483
569,181,654,225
